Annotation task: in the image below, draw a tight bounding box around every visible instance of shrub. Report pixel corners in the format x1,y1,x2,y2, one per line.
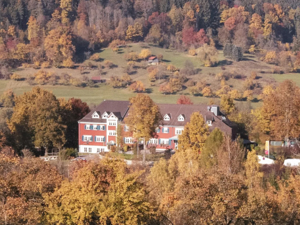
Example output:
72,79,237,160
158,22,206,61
264,51,277,64
139,49,151,60
124,52,139,61
90,54,100,61
70,78,82,87
108,39,126,49
33,61,40,69
22,63,31,68
197,44,219,66
202,87,214,97
250,71,257,80
271,66,283,74
10,73,21,81
129,81,145,93
104,60,114,69
62,58,75,68
188,49,197,56
167,64,178,72
223,43,243,61
41,61,51,69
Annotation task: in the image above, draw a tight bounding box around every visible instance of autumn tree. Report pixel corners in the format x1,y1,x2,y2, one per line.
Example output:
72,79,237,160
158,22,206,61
178,112,209,153
197,44,218,67
0,90,15,108
139,49,152,60
124,94,162,156
60,98,90,148
126,22,144,41
45,159,155,224
200,128,224,168
129,81,146,93
8,87,66,155
220,95,235,115
177,95,193,105
44,27,75,65
255,80,300,141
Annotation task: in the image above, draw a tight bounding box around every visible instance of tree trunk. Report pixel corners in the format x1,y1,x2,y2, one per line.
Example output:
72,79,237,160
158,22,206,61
45,146,48,156
143,137,146,164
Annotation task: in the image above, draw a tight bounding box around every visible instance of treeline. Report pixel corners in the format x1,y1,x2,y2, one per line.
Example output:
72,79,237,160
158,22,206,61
0,87,90,154
0,0,300,71
1,131,300,224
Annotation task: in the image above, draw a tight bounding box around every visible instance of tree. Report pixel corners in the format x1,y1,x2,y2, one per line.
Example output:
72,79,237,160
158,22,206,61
124,94,162,150
129,81,146,93
220,95,235,115
139,49,152,60
255,80,300,141
202,86,214,97
60,98,90,148
177,95,193,105
44,27,75,64
178,112,209,153
197,44,218,67
8,87,66,155
0,90,15,107
200,128,224,168
126,22,144,41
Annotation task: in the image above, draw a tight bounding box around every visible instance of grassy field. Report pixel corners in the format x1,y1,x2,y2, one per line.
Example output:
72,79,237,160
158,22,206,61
3,42,300,108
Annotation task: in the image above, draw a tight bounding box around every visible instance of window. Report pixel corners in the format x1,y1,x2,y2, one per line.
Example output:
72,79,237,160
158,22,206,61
149,139,158,144
164,114,170,121
88,148,92,153
92,112,99,118
125,138,133,144
124,126,129,132
162,127,169,133
175,128,184,135
97,148,100,153
108,131,116,136
96,136,105,142
160,139,169,145
178,115,184,121
83,135,93,142
84,147,87,152
109,121,117,126
85,124,90,130
93,125,97,130
207,120,212,126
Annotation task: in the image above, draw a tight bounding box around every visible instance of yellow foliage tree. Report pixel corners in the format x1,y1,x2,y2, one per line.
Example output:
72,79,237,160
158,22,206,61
178,112,209,153
139,49,152,60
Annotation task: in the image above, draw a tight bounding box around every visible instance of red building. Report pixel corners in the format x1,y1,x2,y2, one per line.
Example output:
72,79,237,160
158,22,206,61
78,100,237,153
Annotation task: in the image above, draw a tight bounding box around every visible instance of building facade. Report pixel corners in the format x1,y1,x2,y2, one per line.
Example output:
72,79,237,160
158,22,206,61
78,100,237,153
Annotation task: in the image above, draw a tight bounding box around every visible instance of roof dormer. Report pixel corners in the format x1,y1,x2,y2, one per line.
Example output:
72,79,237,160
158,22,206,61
164,114,171,121
92,111,100,119
108,112,116,119
178,114,185,121
102,111,109,119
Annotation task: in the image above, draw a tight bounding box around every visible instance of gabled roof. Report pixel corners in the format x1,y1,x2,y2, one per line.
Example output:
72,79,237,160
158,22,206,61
79,100,129,123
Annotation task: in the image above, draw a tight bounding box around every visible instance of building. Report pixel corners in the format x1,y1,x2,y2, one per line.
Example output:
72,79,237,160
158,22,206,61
78,100,237,154
147,56,159,65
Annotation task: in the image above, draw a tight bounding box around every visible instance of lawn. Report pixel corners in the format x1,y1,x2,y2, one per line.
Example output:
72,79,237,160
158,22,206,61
3,42,298,109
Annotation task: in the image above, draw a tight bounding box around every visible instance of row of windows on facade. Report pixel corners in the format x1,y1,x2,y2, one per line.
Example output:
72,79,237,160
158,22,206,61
84,123,116,130
124,138,172,145
164,114,185,121
83,147,105,153
82,133,116,142
84,125,184,134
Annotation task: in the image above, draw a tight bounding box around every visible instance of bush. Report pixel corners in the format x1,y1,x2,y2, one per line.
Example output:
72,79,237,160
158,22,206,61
123,145,129,152
104,60,114,69
62,58,75,68
90,54,100,61
10,73,21,81
167,64,178,72
223,43,243,62
124,52,139,61
264,51,277,64
22,63,31,68
70,78,82,87
188,49,197,56
41,61,51,69
110,145,116,152
33,61,40,69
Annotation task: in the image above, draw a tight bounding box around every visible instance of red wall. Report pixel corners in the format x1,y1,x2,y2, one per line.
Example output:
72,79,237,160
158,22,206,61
78,123,106,146
108,126,116,130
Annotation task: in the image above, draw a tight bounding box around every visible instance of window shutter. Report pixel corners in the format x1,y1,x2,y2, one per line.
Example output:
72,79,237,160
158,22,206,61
82,136,84,141
159,139,161,145
157,128,160,133
169,140,171,146
90,136,93,142
167,128,169,133
103,126,105,130
95,136,97,142
123,137,125,143
84,125,86,130
90,125,93,130
103,137,105,142
97,125,100,130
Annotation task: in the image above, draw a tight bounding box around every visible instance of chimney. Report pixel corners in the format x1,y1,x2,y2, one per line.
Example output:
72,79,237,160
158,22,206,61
211,106,220,116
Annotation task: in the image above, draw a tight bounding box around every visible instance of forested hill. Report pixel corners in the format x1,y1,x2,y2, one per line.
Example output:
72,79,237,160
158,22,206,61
0,0,300,70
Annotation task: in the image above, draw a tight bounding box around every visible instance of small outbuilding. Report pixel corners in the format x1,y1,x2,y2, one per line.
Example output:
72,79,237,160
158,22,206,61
148,56,159,65
91,76,105,83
